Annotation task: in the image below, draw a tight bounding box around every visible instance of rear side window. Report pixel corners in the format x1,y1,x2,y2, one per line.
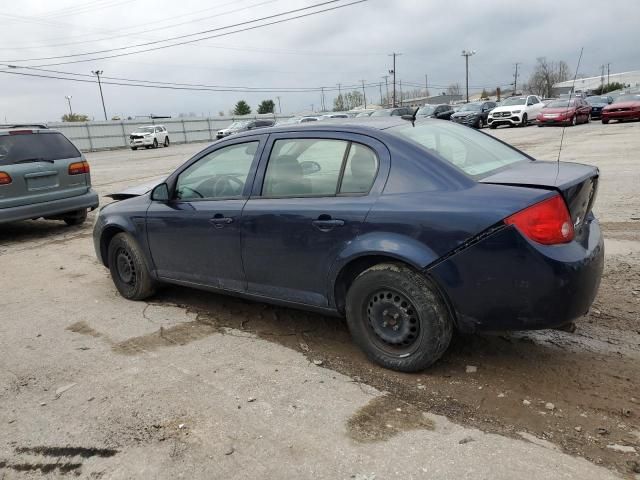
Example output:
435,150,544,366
262,139,378,197
0,132,80,166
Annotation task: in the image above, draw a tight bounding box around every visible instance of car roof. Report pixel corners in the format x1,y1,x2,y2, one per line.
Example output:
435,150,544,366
217,117,410,140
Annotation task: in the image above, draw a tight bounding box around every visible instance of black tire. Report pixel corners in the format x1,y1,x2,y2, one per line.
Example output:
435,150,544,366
164,136,170,147
131,147,138,150
476,117,483,129
520,113,528,127
345,263,453,372
107,233,156,300
489,124,497,129
153,138,158,149
586,113,591,124
63,209,87,226
602,118,609,124
570,115,577,126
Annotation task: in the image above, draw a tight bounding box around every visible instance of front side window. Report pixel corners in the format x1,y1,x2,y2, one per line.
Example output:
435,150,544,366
175,142,258,200
262,138,378,197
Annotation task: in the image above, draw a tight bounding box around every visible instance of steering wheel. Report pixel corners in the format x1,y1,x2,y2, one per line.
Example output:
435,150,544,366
178,185,204,199
209,175,244,197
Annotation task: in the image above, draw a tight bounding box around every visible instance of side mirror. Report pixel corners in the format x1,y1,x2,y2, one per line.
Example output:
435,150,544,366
151,183,170,202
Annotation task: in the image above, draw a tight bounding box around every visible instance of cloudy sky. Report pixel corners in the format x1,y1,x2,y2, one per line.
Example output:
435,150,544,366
1,0,639,122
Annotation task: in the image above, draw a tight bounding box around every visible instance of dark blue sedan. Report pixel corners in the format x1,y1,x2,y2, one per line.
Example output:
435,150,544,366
93,118,604,372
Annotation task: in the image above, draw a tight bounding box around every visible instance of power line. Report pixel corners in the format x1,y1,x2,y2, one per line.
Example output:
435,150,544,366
2,0,367,64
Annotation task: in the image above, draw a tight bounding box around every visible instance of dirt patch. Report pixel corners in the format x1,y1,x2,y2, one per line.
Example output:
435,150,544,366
67,320,104,338
112,321,219,355
14,446,118,458
347,395,434,443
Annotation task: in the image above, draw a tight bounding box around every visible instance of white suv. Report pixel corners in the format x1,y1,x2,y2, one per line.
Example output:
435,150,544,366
129,125,170,150
487,95,544,128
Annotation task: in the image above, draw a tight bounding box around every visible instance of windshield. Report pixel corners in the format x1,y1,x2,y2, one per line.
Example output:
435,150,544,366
586,96,609,105
390,122,528,178
370,109,392,117
547,100,576,108
229,121,250,129
417,106,436,115
138,127,155,133
502,97,526,106
0,132,81,166
459,103,482,112
614,94,640,103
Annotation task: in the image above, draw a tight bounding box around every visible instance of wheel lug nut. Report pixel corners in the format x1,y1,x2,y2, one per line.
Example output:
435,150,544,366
393,313,399,320
392,325,399,331
382,321,387,327
382,309,388,316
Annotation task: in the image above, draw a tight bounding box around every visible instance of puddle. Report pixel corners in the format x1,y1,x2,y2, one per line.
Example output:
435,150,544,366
347,395,434,443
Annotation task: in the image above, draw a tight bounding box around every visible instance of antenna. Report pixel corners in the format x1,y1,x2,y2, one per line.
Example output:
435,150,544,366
556,47,584,164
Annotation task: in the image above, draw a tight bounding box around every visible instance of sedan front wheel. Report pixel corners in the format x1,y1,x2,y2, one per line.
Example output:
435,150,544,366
345,263,453,372
108,233,156,300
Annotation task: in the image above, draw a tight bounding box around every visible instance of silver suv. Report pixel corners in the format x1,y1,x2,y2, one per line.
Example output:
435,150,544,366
0,125,99,225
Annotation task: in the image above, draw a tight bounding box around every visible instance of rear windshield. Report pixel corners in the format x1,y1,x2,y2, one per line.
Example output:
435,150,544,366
0,132,81,166
390,122,529,178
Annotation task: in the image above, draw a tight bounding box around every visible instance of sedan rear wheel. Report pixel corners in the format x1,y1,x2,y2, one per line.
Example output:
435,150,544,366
107,233,156,300
345,263,453,372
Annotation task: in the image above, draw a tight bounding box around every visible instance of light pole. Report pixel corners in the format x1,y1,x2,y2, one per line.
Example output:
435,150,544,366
91,70,107,121
64,95,73,117
461,50,476,103
276,96,282,114
388,52,402,107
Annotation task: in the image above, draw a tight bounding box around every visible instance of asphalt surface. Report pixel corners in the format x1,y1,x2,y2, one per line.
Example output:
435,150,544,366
1,121,638,479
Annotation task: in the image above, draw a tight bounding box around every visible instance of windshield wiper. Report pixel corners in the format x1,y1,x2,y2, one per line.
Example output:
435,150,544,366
14,157,55,164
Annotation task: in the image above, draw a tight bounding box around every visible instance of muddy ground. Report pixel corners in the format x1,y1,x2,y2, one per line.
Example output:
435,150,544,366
1,121,638,478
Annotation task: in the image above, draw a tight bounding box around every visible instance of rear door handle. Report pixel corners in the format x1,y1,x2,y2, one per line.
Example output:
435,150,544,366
209,215,234,228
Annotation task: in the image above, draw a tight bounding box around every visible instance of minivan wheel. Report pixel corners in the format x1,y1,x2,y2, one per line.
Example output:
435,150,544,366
345,263,453,372
63,209,87,226
107,233,156,300
164,136,170,147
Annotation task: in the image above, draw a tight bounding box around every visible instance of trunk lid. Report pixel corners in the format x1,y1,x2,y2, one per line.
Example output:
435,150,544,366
0,130,90,209
480,160,599,229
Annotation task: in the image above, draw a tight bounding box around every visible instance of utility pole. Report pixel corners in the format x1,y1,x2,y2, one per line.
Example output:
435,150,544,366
461,50,476,103
64,95,73,117
425,74,429,97
276,96,282,113
379,82,383,106
399,80,403,106
381,75,389,107
600,65,605,92
513,62,520,94
360,80,367,108
320,87,325,111
607,63,611,87
388,52,401,107
91,70,107,121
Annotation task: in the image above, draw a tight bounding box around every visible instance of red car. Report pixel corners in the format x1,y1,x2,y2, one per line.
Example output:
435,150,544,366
536,98,592,126
601,93,640,124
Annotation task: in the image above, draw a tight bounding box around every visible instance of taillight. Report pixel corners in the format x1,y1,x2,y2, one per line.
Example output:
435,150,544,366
68,161,90,175
0,172,12,185
505,194,574,245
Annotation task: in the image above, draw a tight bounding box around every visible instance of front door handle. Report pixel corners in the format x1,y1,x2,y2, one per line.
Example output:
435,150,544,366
312,216,345,231
209,214,234,228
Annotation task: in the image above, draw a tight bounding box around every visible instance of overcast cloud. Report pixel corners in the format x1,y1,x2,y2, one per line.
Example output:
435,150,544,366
1,0,639,122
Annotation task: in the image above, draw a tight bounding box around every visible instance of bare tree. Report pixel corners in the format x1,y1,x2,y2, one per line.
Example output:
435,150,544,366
446,83,461,96
528,57,570,98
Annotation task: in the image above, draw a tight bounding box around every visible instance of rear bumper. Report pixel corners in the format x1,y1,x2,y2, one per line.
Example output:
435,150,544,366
428,216,604,333
0,189,99,224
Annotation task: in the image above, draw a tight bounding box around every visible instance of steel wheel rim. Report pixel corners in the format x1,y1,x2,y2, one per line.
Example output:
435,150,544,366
365,288,421,356
116,248,136,286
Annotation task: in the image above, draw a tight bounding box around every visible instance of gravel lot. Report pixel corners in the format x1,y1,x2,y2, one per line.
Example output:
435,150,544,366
1,121,638,479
